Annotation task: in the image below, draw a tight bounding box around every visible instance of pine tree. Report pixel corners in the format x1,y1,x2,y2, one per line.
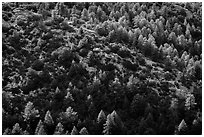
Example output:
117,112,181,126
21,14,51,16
58,106,78,131
185,93,196,110
55,86,60,94
11,123,22,135
177,119,188,135
55,2,68,17
71,126,78,135
96,110,106,134
65,130,70,135
97,110,106,124
138,34,144,49
37,124,46,135
44,110,54,126
168,32,177,44
3,128,11,135
64,90,74,108
65,90,74,101
177,34,187,49
79,127,89,135
81,8,89,21
96,6,104,21
23,101,40,121
54,86,65,101
103,110,125,135
37,3,46,19
44,110,55,135
35,120,43,135
109,10,115,19
54,122,64,135
23,130,29,135
59,107,78,122
71,5,77,15
103,114,112,135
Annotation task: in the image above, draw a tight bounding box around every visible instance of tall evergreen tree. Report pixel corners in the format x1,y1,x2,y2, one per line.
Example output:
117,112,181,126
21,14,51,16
44,110,55,134
97,110,106,124
81,8,89,21
23,101,40,122
103,110,125,135
79,127,89,135
177,119,188,135
96,109,106,134
36,124,46,135
44,110,54,126
54,122,64,135
3,128,11,135
11,123,22,135
58,106,78,131
35,120,43,135
71,126,79,135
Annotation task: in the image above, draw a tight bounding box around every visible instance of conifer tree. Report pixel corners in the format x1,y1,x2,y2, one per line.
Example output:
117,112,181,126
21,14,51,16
103,114,112,135
23,101,40,122
71,126,79,135
44,110,54,126
177,119,188,135
44,110,55,134
97,110,106,124
58,106,78,131
185,93,196,110
97,6,105,21
81,8,89,21
96,110,106,134
64,90,74,108
54,122,64,135
60,107,78,122
138,34,144,49
103,110,125,135
79,127,89,135
109,10,115,19
23,130,29,135
35,120,43,135
54,86,64,101
37,124,46,135
3,128,11,135
71,5,77,15
55,2,68,17
65,90,74,101
11,123,22,135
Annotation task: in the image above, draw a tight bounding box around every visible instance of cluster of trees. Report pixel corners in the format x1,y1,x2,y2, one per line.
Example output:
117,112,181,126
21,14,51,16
2,2,202,135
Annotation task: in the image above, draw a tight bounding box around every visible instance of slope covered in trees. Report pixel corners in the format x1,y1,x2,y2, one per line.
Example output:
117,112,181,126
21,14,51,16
2,2,202,135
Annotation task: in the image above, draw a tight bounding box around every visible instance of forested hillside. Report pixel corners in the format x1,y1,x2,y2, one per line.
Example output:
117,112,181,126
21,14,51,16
2,2,202,135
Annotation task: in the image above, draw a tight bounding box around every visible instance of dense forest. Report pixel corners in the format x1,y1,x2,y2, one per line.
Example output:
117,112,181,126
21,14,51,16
2,2,202,135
